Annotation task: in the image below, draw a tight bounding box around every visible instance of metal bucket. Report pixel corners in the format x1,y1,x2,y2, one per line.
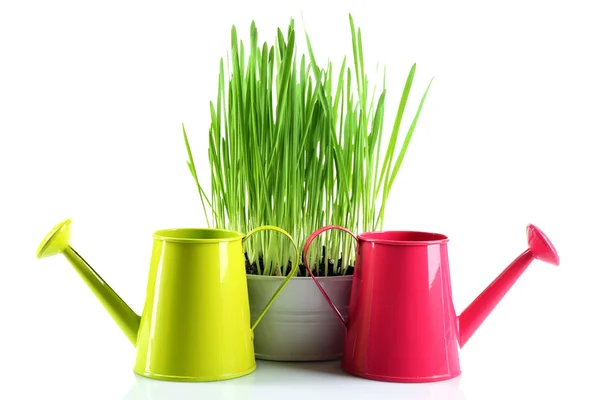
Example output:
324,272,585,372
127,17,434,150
246,274,353,361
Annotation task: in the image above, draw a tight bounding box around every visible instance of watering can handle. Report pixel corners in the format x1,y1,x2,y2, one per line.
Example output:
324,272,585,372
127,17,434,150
243,226,300,331
303,225,358,330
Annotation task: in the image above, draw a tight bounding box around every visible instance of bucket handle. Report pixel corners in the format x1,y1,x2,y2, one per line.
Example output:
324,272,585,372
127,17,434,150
303,225,358,330
243,225,299,330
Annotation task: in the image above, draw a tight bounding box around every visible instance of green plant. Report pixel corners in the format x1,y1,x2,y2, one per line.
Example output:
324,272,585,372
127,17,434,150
183,14,432,277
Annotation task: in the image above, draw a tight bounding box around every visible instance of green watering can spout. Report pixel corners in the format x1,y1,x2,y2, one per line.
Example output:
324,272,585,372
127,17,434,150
36,219,141,346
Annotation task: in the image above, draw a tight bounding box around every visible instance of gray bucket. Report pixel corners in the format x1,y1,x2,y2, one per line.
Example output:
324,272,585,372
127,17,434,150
247,274,353,361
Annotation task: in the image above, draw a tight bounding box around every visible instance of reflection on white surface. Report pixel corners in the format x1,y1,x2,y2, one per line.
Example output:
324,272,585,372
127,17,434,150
122,360,465,400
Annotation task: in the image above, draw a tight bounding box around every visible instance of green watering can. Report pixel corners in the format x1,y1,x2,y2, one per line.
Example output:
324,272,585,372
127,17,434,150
36,218,299,381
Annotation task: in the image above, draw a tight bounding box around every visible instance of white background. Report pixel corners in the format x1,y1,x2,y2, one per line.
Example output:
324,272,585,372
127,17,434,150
1,0,599,399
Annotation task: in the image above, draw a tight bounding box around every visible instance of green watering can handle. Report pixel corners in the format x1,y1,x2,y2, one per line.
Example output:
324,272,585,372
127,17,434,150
243,226,300,330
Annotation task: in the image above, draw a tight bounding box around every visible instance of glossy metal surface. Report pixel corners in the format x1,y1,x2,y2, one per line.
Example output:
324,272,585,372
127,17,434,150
303,224,559,383
135,227,255,381
36,219,299,382
247,275,352,361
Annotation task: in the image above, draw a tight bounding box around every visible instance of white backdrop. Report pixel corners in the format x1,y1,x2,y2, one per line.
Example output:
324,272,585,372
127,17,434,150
1,0,599,399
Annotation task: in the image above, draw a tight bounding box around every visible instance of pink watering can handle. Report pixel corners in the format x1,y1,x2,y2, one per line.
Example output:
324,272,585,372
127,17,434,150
303,225,358,330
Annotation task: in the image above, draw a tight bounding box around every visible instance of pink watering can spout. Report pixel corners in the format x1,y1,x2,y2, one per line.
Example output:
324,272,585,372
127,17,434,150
457,224,559,348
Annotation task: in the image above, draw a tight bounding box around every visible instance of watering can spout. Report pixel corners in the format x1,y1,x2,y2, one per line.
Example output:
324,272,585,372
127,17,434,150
457,224,559,348
36,219,141,346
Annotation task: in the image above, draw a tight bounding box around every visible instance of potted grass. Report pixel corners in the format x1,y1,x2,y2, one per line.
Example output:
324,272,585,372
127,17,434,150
182,14,432,361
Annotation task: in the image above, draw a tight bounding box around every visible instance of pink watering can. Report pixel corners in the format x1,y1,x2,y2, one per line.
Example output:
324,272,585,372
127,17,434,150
303,224,559,382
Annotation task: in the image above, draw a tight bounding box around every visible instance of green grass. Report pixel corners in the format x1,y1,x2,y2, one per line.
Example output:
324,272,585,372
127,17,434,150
183,14,432,276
